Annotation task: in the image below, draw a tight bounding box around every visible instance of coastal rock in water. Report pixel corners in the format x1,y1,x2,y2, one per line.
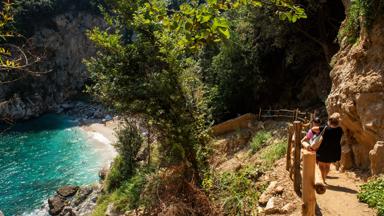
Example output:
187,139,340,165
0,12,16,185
74,187,100,215
98,166,109,181
48,195,65,215
369,141,384,175
72,186,93,206
327,16,384,171
57,186,80,197
60,207,76,216
48,184,102,216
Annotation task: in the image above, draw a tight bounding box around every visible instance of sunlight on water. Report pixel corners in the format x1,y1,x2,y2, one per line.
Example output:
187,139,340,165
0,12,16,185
0,114,113,215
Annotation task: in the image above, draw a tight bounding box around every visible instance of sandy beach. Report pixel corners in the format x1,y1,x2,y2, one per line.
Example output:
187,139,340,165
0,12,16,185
79,119,120,163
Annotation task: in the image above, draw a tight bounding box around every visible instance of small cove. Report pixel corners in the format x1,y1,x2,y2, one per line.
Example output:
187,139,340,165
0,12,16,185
0,114,115,215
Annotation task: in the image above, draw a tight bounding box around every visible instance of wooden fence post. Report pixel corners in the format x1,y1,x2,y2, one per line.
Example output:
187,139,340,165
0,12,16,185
295,108,299,121
293,121,302,196
286,125,293,171
302,149,316,216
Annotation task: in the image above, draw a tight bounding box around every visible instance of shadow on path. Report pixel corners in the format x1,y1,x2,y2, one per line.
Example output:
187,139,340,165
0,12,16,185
326,184,357,194
315,203,323,216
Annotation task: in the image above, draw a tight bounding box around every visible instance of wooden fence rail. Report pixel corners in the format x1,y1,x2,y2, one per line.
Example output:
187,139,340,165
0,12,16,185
257,108,313,123
285,120,326,216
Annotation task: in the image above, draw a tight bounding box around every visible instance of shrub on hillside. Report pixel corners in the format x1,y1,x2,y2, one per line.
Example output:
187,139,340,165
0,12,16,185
93,170,148,216
202,165,266,215
105,125,143,192
250,131,272,154
260,141,287,167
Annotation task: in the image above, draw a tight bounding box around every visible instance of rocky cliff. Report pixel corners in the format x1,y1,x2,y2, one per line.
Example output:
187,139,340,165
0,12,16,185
0,11,104,120
327,15,384,173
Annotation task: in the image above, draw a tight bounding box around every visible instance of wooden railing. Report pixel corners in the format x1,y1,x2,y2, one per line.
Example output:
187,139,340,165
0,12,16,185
211,109,323,215
257,108,313,122
286,121,326,216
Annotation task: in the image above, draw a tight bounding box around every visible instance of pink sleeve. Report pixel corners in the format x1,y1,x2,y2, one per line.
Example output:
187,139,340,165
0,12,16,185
306,129,314,140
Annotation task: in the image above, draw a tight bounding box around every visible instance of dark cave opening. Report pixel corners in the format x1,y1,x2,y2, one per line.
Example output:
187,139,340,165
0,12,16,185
257,0,347,110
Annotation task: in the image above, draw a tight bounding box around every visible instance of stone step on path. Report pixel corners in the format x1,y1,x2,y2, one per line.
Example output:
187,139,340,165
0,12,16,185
315,165,377,216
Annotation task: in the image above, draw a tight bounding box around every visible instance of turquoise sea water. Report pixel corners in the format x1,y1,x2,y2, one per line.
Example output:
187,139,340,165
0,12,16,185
0,114,112,216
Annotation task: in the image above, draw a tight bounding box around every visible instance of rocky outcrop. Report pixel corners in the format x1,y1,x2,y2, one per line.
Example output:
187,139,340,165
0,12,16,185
48,195,66,215
57,186,80,197
0,10,105,120
327,16,384,172
48,184,101,216
369,141,384,175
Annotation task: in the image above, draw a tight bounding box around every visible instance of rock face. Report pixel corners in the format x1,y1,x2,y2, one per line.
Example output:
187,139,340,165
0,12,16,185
0,10,104,120
369,141,384,175
327,16,384,172
48,184,101,216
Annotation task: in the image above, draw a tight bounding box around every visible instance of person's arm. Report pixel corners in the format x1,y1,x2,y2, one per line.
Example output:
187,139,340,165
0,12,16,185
311,126,320,133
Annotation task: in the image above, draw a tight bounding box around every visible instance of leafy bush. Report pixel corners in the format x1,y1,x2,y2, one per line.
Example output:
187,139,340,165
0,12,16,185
338,0,384,45
105,125,143,192
260,141,287,167
250,131,272,154
358,177,384,216
203,165,265,216
93,170,148,216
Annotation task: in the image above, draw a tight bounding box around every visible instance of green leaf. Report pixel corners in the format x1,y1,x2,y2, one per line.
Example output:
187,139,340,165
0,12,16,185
218,27,230,39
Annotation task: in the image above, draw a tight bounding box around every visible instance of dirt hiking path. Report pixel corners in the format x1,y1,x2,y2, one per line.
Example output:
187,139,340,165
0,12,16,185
315,165,377,216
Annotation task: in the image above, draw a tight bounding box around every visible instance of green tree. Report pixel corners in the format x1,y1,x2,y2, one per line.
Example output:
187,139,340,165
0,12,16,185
86,0,213,179
86,0,307,191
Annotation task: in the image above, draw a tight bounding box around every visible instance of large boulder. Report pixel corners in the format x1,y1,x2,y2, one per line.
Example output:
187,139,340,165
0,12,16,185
48,195,65,215
72,186,93,206
327,16,384,171
57,186,79,198
47,184,102,216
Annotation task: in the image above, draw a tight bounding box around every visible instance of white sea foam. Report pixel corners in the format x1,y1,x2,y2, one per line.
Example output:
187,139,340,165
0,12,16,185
90,132,111,145
21,202,49,216
87,131,117,158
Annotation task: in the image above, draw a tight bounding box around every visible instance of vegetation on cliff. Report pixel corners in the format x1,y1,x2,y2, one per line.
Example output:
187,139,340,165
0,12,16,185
6,0,383,214
84,0,309,214
339,0,384,44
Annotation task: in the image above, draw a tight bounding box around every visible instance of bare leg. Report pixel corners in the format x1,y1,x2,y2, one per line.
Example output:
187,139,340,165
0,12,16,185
318,162,328,184
324,163,331,177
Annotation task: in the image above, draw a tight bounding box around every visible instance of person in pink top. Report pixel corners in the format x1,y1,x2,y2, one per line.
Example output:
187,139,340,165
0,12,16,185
301,117,321,150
